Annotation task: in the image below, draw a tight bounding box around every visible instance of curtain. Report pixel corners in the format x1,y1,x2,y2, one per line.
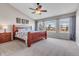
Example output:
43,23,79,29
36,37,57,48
70,16,76,41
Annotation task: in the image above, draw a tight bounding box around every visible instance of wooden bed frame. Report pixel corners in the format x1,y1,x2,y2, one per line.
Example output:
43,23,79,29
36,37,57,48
13,25,47,47
27,31,47,47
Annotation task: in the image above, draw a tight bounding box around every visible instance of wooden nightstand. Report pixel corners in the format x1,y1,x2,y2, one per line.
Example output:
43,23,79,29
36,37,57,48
0,32,11,43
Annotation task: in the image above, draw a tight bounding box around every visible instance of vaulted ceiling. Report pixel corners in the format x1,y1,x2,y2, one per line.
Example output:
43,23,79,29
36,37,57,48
10,3,78,20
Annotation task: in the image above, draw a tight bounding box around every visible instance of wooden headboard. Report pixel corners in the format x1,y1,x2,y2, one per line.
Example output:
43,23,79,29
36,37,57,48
13,25,18,39
12,25,32,39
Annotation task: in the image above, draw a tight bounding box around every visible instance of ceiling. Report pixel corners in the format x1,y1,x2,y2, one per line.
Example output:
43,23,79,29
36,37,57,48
10,3,78,20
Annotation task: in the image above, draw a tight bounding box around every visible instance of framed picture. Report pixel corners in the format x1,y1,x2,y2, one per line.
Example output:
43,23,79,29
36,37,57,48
25,20,29,24
16,18,29,24
22,19,25,24
16,18,21,23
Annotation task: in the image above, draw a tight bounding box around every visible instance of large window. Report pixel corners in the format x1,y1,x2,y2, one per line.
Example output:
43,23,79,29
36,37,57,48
38,20,56,32
37,17,70,33
45,20,56,32
59,18,70,33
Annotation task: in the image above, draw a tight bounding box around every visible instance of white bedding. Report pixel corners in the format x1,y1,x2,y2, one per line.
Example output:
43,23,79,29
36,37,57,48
15,32,28,46
15,32,27,40
15,30,44,40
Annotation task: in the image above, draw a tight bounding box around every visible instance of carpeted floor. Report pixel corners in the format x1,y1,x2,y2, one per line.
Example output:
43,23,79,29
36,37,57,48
0,38,79,56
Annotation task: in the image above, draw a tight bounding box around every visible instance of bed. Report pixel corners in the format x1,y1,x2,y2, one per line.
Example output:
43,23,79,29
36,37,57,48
13,25,47,47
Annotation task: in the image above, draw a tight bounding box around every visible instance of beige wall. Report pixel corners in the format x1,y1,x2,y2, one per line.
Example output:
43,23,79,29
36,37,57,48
0,3,35,32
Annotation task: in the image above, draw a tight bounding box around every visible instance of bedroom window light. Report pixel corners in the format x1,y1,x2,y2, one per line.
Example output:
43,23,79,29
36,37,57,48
37,20,57,32
44,20,56,32
59,18,70,33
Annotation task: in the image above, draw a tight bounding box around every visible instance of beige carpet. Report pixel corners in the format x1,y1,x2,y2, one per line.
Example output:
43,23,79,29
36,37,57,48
0,40,26,56
0,38,79,56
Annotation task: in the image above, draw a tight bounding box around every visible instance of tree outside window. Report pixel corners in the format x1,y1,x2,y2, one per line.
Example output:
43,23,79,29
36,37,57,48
45,20,56,32
59,18,70,33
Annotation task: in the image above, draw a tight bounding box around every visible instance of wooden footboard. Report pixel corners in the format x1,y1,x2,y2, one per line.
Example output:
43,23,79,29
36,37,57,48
27,31,47,47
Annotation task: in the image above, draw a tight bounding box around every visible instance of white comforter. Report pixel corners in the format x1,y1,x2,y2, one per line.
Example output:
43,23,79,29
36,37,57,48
15,32,27,40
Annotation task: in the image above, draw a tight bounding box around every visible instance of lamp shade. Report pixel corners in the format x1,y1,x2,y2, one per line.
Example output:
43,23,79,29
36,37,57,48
3,25,8,29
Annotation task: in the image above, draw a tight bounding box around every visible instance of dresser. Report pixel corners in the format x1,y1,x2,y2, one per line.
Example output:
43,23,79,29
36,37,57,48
0,32,11,43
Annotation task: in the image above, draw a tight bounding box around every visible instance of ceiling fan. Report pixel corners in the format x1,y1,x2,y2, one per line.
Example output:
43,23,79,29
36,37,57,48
29,3,47,15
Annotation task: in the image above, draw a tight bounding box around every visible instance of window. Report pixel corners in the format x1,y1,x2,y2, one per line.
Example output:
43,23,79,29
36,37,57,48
38,20,56,32
59,18,70,33
37,17,70,33
45,20,56,32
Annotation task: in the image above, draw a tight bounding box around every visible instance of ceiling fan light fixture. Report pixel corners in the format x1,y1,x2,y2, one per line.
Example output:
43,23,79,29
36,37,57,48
29,3,47,15
35,10,41,14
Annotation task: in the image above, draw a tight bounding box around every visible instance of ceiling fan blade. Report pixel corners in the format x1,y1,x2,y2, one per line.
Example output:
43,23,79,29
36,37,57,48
32,12,35,14
29,8,35,10
41,10,47,12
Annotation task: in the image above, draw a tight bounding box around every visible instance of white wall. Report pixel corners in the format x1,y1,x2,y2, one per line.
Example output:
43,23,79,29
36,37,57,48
76,5,79,45
0,3,35,32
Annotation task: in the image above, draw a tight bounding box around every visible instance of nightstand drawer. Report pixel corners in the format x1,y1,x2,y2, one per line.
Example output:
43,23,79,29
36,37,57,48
0,32,11,43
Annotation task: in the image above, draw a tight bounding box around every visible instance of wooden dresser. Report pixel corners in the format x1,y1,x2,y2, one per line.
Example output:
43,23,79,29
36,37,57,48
0,32,11,43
